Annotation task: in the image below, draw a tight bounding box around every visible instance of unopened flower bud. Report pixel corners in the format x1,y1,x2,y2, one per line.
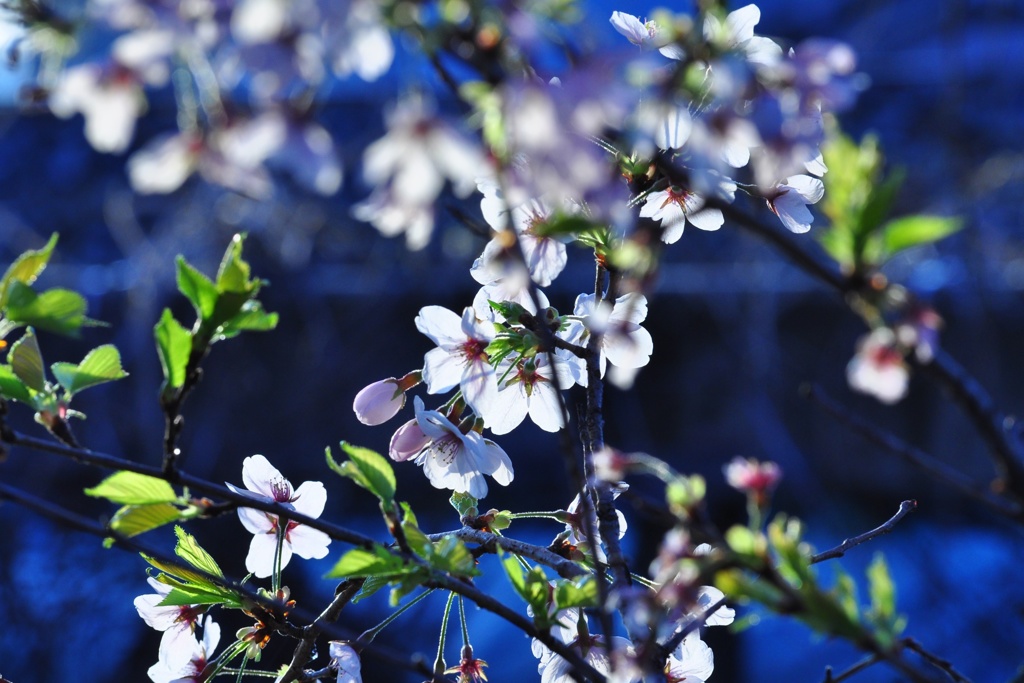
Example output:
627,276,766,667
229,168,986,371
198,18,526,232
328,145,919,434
353,378,406,425
724,457,781,496
389,418,430,461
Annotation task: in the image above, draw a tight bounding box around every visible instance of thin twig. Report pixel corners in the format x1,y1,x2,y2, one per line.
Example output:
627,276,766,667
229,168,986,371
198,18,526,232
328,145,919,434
805,384,1023,520
430,527,589,579
903,638,975,683
657,596,728,660
823,654,883,683
811,500,918,564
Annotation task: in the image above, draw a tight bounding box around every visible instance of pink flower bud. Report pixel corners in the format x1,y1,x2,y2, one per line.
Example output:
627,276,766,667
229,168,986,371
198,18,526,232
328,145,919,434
388,418,430,462
353,378,405,425
724,457,781,497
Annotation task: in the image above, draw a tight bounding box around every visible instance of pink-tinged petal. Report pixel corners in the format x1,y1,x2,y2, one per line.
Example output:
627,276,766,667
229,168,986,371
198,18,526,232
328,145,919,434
484,381,530,436
291,481,327,518
726,4,760,43
461,357,498,417
529,382,565,433
422,346,463,394
353,378,405,425
477,438,514,486
241,454,285,498
288,525,331,560
237,506,274,535
134,594,179,631
610,292,649,326
686,207,724,232
330,642,363,683
246,532,289,578
158,622,198,670
415,305,464,347
609,11,647,46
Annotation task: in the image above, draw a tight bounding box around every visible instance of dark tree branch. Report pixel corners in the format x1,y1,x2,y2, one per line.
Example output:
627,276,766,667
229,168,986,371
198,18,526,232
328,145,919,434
903,638,974,683
810,499,918,564
823,654,883,683
806,384,1023,520
431,527,589,579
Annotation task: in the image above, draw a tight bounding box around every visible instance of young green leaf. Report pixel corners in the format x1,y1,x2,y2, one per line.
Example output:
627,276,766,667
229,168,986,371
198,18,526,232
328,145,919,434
173,525,224,578
449,492,478,518
0,232,58,308
51,344,128,396
326,442,396,504
0,364,33,403
881,215,963,256
108,503,184,539
4,283,89,337
216,301,279,340
866,553,896,623
154,309,192,390
553,576,598,610
326,546,412,579
84,471,178,505
9,329,46,392
176,257,218,320
215,234,256,294
427,535,478,577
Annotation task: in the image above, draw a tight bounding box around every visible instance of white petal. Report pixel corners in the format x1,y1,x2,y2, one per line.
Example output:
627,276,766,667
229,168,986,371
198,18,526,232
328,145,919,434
422,347,464,394
246,532,286,578
291,480,327,518
238,507,274,535
726,4,760,44
241,454,285,498
288,524,331,560
686,207,724,232
461,357,498,417
415,305,464,347
529,382,565,433
485,381,529,436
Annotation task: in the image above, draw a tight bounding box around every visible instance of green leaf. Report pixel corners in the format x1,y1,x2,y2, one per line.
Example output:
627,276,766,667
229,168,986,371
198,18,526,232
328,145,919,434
881,215,963,256
326,546,412,579
0,364,32,403
5,282,89,337
108,503,183,538
449,492,478,518
500,553,550,621
353,574,391,603
154,309,192,390
401,514,432,558
51,345,128,396
867,553,896,622
176,257,218,320
217,300,278,340
327,442,396,504
215,234,255,294
9,329,46,391
427,535,478,577
174,525,224,578
159,585,239,607
0,233,57,308
554,576,598,610
725,525,758,556
85,471,178,505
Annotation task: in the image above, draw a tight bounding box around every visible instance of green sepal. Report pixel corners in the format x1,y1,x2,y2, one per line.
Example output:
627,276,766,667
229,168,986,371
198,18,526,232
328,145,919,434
0,232,57,308
51,344,128,396
84,471,178,505
154,309,192,391
326,442,396,505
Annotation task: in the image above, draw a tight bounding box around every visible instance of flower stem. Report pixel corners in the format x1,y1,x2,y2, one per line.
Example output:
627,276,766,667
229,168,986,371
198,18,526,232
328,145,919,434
459,595,470,649
508,511,563,520
358,589,435,643
272,523,286,593
434,591,456,675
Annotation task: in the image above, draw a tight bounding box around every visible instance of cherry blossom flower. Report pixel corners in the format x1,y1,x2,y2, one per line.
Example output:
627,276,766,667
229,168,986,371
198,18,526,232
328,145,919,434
846,327,909,404
531,607,630,683
664,630,715,683
355,94,483,249
485,354,573,435
724,456,782,500
146,616,219,683
609,11,684,60
329,641,363,683
703,4,781,67
766,174,824,233
408,397,514,499
561,292,653,388
563,484,628,558
134,577,205,670
640,186,725,244
226,454,331,578
388,418,432,462
415,305,498,418
322,0,394,82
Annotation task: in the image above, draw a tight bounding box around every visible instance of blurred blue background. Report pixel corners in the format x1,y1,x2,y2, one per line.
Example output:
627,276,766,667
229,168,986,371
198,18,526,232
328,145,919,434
2,0,1024,681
